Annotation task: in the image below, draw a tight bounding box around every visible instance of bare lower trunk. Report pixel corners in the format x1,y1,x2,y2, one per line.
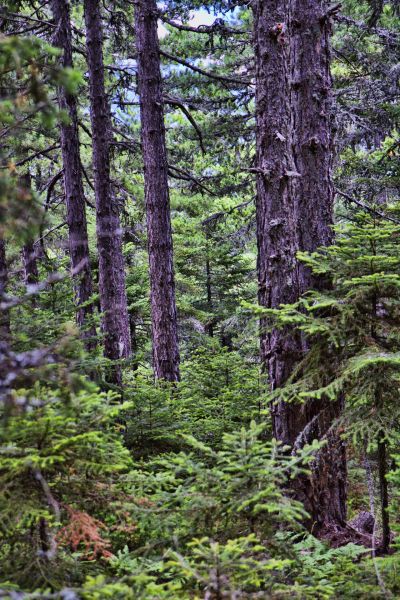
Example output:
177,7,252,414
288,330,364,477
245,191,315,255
253,0,303,406
20,174,39,301
84,0,131,382
253,0,346,529
51,0,96,351
0,238,10,342
205,255,214,337
22,240,39,287
134,0,180,382
377,433,390,553
0,237,10,403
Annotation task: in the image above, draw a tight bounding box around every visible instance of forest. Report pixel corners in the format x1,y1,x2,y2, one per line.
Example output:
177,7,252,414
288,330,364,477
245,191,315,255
0,0,399,597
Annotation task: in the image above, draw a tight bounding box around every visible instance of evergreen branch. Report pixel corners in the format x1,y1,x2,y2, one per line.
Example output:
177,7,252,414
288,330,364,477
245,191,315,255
168,164,216,195
335,189,400,224
15,143,60,167
164,95,205,154
159,50,252,86
160,15,249,36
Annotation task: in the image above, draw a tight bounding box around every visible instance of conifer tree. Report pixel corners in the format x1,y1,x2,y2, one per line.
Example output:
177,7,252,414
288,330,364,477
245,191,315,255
134,0,180,381
84,0,131,382
253,0,346,530
258,207,400,551
51,0,97,350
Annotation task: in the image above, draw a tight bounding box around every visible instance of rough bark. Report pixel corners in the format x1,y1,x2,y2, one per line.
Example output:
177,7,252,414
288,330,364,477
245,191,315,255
134,0,180,382
22,240,39,287
253,0,303,406
83,0,131,381
0,238,10,342
20,174,39,293
377,434,390,553
205,245,214,337
0,237,10,404
51,0,96,350
253,0,346,530
291,0,335,274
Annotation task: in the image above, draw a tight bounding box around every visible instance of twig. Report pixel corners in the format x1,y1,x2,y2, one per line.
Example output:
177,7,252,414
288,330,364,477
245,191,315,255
335,189,400,224
164,95,205,154
201,199,253,227
0,258,87,311
15,144,59,167
168,164,215,195
160,49,252,86
160,15,248,36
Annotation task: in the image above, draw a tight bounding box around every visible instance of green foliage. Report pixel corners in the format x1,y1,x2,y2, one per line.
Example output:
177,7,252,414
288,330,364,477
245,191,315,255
0,380,132,588
1,2,400,599
123,340,263,454
252,211,400,449
122,421,314,549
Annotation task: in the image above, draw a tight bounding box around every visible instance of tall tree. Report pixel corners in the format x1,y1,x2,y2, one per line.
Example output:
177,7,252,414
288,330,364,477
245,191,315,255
134,0,180,382
292,0,346,530
253,0,346,531
83,0,131,380
51,0,96,350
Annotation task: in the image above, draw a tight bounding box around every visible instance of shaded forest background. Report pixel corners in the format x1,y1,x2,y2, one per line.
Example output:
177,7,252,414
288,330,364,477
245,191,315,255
0,0,400,598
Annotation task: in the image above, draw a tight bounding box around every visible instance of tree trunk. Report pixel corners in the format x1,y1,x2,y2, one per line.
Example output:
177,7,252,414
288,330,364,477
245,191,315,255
377,433,390,553
0,238,10,342
83,0,131,382
51,0,96,351
0,237,10,404
134,0,180,382
205,253,214,338
22,240,39,287
20,174,39,294
253,0,346,530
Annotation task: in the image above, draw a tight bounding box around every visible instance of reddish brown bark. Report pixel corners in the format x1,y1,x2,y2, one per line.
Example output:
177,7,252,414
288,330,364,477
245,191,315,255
84,0,131,381
134,0,180,382
253,0,346,530
51,0,96,350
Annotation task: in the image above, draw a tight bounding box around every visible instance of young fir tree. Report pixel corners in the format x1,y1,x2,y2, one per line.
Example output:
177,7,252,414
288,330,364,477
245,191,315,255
253,206,400,552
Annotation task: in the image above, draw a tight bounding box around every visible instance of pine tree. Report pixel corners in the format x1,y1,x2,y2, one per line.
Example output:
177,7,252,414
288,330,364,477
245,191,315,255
84,0,131,383
51,0,97,350
256,206,400,551
134,0,180,382
253,0,345,530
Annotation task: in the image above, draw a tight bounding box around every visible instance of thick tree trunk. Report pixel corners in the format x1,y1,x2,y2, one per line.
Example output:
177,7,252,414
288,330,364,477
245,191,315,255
83,0,131,381
253,0,303,414
253,0,346,530
51,0,96,350
291,0,335,273
134,0,180,382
